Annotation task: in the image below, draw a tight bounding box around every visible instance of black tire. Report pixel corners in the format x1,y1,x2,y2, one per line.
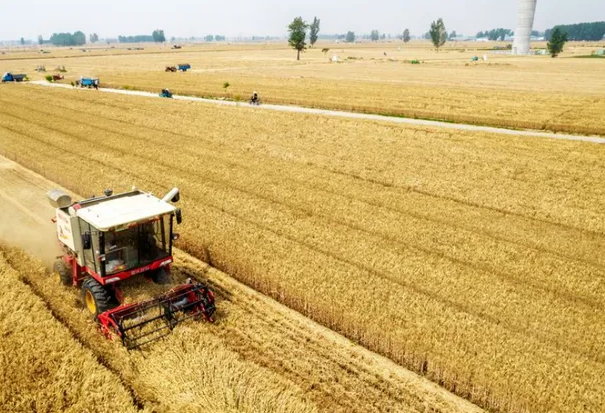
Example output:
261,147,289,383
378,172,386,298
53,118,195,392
53,260,72,286
81,278,115,317
151,267,171,285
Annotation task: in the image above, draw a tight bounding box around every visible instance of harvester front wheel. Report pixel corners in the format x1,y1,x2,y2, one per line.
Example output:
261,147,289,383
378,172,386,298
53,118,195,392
53,260,72,286
151,267,171,285
81,278,114,317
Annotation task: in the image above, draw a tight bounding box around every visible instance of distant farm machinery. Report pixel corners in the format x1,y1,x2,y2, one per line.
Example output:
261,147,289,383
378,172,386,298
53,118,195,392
1,72,27,83
159,88,173,98
74,77,100,89
165,64,191,72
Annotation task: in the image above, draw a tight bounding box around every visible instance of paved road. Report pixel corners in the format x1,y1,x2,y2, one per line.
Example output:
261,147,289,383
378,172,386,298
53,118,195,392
28,81,605,144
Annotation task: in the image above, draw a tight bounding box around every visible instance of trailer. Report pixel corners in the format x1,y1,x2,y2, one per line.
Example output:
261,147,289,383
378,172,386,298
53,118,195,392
80,77,100,89
177,63,191,72
2,72,27,83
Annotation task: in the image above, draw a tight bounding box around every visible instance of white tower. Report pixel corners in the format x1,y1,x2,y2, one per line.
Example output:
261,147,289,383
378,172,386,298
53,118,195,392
512,0,537,54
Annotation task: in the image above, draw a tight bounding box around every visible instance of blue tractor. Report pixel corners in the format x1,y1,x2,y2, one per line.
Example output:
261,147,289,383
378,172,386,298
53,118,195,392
159,88,173,98
2,72,27,83
177,63,191,72
79,77,100,89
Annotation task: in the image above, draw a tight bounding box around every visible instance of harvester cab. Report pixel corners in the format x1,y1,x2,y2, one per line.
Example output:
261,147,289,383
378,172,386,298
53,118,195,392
48,187,215,349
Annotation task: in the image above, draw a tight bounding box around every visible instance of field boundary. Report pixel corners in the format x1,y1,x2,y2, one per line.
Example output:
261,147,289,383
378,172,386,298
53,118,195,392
26,81,605,144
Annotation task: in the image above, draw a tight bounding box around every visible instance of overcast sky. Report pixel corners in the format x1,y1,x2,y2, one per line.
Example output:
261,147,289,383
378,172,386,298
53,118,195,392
0,0,603,40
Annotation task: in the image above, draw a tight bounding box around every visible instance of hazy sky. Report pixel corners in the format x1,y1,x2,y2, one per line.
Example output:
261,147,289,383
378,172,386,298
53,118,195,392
1,0,603,40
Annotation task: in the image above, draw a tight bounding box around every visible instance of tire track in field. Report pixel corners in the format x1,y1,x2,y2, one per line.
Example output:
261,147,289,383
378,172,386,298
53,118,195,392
15,274,147,411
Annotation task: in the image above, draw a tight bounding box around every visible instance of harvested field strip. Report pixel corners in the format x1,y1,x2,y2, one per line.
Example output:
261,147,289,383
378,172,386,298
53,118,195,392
0,158,477,413
1,86,605,412
0,249,141,413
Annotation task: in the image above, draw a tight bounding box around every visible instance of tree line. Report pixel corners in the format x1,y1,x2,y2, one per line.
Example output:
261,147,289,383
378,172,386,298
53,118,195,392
48,31,86,46
545,21,605,41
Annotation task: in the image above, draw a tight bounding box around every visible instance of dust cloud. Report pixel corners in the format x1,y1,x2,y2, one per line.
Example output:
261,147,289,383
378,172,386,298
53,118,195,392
0,197,62,269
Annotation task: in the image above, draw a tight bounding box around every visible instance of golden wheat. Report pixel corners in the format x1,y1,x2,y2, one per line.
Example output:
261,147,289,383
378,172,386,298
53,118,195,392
2,42,603,135
0,248,142,413
1,85,604,413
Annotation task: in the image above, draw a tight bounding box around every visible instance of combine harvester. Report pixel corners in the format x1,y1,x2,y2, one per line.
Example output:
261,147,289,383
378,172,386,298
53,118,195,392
48,187,216,349
2,72,27,83
177,63,191,72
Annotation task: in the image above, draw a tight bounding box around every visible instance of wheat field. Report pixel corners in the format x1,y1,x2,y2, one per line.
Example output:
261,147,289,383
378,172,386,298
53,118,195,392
0,154,476,413
2,41,604,135
1,85,604,412
0,248,143,413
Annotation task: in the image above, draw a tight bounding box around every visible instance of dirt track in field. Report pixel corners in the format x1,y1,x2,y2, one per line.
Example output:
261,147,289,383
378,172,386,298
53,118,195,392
28,81,605,144
0,154,484,413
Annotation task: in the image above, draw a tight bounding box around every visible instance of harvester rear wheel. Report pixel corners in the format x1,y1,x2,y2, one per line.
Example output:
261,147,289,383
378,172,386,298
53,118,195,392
81,278,115,317
53,260,72,286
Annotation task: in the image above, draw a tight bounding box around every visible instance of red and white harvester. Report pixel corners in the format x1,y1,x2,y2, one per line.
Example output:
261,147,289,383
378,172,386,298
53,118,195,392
48,187,215,349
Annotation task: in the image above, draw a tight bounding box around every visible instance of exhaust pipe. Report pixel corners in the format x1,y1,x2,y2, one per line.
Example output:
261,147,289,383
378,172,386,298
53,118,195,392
162,187,180,203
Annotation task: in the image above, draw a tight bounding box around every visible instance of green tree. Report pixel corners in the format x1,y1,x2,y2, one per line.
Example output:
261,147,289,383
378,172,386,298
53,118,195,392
547,27,569,58
309,16,320,47
449,30,457,40
345,31,356,43
20,37,25,45
50,32,86,46
89,33,99,43
205,35,214,42
546,21,605,41
37,35,43,45
288,17,308,60
402,29,411,43
152,29,166,43
370,30,380,41
429,18,447,50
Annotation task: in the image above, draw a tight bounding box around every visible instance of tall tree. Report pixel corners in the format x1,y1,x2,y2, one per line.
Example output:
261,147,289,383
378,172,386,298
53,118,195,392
205,35,214,42
449,30,457,40
152,29,166,43
345,31,356,43
370,30,380,41
20,37,25,45
547,27,569,58
309,17,320,47
402,29,411,43
37,35,43,45
89,33,99,43
288,17,308,60
429,18,447,51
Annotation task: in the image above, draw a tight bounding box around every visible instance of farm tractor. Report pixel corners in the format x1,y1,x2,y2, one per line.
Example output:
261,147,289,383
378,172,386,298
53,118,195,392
165,66,177,72
159,88,173,98
48,187,216,349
